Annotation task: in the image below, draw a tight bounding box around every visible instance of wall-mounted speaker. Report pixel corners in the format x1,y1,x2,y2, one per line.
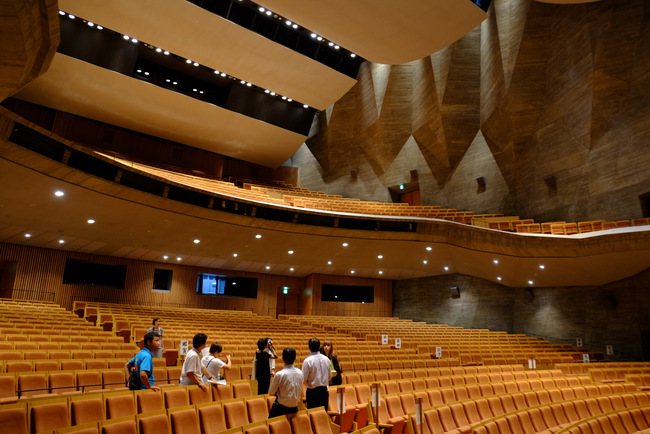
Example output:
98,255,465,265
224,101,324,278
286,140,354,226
410,169,418,180
350,169,358,179
544,175,557,187
476,176,486,187
450,286,460,299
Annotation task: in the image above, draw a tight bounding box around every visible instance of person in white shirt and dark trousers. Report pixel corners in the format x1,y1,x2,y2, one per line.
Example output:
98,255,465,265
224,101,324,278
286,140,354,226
301,338,331,409
268,347,304,418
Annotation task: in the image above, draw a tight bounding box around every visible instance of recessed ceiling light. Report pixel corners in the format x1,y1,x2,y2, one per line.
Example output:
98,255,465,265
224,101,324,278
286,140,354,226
266,266,271,270
379,270,383,275
377,255,383,259
59,10,65,15
87,219,95,224
423,260,428,264
286,20,292,26
186,59,192,64
528,280,534,285
58,240,64,244
426,246,432,251
327,261,332,265
131,38,138,43
87,22,94,27
233,253,238,257
123,35,130,40
289,268,294,272
156,48,162,53
350,270,355,274
539,265,545,269
163,255,169,260
342,242,348,247
303,104,309,109
493,259,499,264
350,53,357,58
193,239,200,244
255,234,262,239
54,190,64,197
311,33,317,38
444,266,449,271
497,276,502,281
258,7,265,12
265,10,271,15
288,250,294,254
68,14,75,19
193,62,199,66
96,25,103,30
24,233,31,238
163,51,169,55
176,257,181,261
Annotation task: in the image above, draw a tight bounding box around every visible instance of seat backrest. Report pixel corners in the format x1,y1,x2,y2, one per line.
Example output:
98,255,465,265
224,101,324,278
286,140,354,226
49,372,76,394
101,417,138,434
0,375,16,400
71,397,105,425
246,397,269,423
77,371,102,392
310,409,333,434
243,422,269,434
233,382,253,399
0,407,28,434
31,402,70,433
290,412,313,434
106,394,136,419
101,370,125,390
164,388,189,409
198,404,226,434
169,408,201,434
139,413,171,434
137,390,164,413
17,373,47,397
188,386,212,405
224,399,249,429
268,417,291,434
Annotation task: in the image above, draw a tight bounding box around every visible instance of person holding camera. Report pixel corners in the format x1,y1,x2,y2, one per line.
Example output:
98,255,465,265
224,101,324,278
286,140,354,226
254,337,277,395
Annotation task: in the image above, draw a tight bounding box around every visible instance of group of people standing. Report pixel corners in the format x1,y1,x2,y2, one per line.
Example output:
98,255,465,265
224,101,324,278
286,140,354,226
125,319,231,392
125,317,343,419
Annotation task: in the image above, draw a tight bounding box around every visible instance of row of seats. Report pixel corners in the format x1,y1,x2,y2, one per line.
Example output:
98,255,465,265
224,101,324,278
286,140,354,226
429,393,650,434
553,406,650,434
0,349,138,361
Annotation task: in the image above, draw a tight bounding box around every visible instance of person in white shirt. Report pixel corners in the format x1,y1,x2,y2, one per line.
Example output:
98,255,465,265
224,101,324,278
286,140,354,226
180,333,209,391
201,342,232,383
301,337,331,409
268,347,304,418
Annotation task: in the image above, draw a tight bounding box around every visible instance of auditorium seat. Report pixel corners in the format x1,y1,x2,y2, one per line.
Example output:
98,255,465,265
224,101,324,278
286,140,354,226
197,402,227,434
224,399,249,429
49,372,77,395
246,397,269,422
17,373,47,398
0,405,28,434
267,416,291,434
71,395,105,425
163,388,189,409
136,390,164,413
138,412,171,434
105,393,136,419
290,411,313,434
31,400,70,433
169,407,201,434
100,416,138,434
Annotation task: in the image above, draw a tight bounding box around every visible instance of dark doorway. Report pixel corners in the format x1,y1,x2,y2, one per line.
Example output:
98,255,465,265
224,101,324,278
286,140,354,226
0,261,18,298
641,330,650,361
640,192,650,217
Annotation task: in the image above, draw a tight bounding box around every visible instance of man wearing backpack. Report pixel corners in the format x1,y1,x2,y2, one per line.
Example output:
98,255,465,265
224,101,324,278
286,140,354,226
125,331,160,390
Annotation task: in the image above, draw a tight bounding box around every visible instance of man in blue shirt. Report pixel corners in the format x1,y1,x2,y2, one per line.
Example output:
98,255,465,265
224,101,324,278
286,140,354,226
124,331,160,390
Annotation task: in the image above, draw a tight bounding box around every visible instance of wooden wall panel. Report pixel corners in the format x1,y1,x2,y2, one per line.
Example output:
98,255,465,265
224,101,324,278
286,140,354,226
0,242,391,317
296,0,650,223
